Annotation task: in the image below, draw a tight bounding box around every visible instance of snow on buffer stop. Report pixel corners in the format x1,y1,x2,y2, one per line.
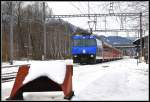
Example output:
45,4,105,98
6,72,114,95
6,60,74,100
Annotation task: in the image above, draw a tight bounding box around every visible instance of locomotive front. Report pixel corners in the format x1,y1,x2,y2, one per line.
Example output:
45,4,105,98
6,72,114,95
71,35,97,64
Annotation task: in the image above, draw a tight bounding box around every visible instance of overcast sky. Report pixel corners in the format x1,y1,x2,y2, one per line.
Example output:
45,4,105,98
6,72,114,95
47,1,146,37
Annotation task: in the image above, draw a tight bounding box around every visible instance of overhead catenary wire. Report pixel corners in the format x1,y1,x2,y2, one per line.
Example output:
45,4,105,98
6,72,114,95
116,2,124,30
70,2,85,14
78,2,87,14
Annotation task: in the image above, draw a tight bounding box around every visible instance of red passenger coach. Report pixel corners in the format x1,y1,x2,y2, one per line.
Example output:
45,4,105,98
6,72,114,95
99,41,123,61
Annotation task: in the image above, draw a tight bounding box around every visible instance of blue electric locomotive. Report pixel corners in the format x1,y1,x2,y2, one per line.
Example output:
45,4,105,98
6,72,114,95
71,35,97,63
71,34,123,64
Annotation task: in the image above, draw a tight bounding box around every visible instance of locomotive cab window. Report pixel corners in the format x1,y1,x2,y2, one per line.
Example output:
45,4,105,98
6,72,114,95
73,39,96,46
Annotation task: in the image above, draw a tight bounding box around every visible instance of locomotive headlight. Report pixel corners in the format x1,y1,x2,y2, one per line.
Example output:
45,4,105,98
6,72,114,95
83,49,86,54
74,55,77,57
90,55,94,57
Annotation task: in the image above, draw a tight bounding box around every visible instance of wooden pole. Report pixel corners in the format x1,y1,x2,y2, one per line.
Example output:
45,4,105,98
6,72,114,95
9,1,13,65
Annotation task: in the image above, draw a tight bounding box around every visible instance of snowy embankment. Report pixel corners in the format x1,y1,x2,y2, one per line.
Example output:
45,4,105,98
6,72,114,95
1,58,149,101
72,59,149,101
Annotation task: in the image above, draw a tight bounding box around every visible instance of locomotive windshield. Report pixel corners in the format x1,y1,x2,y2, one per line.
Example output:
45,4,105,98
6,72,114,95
73,39,96,46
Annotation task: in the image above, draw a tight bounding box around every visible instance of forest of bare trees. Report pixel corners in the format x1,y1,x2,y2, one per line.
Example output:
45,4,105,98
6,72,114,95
1,1,87,61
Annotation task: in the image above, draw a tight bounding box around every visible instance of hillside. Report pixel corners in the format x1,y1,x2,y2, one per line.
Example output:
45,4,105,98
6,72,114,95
94,35,136,45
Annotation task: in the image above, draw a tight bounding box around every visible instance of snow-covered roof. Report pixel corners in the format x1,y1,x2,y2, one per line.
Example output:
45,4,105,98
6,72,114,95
133,35,148,43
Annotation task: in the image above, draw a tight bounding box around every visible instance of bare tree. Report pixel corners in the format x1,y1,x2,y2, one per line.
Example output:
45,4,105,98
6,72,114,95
117,1,149,31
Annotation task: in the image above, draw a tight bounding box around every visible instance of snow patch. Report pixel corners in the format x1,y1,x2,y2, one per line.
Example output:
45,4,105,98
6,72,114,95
65,59,73,65
23,92,65,101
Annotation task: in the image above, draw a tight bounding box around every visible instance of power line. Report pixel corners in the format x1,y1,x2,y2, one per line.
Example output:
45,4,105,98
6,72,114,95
101,2,110,13
116,2,124,30
78,2,87,14
70,2,85,14
87,2,96,14
113,2,121,25
88,1,90,19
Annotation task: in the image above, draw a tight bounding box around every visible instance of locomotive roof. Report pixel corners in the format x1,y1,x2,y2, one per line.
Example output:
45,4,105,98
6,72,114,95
72,35,96,39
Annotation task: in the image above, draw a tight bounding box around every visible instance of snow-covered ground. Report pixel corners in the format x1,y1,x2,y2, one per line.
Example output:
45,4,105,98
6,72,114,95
1,58,149,101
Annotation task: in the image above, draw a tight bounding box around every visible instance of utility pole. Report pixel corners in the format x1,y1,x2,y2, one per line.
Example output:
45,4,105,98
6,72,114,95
139,12,143,61
104,16,107,35
94,16,97,30
120,16,124,30
42,2,46,60
28,20,31,61
9,1,13,65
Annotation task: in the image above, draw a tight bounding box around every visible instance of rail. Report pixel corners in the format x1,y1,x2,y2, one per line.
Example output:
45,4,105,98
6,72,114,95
2,64,31,83
2,64,31,68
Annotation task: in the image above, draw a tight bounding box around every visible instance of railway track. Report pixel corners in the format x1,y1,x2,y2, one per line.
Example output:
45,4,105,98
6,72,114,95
2,64,30,83
2,72,17,83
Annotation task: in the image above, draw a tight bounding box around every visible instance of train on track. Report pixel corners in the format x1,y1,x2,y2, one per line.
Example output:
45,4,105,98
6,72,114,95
71,34,123,64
